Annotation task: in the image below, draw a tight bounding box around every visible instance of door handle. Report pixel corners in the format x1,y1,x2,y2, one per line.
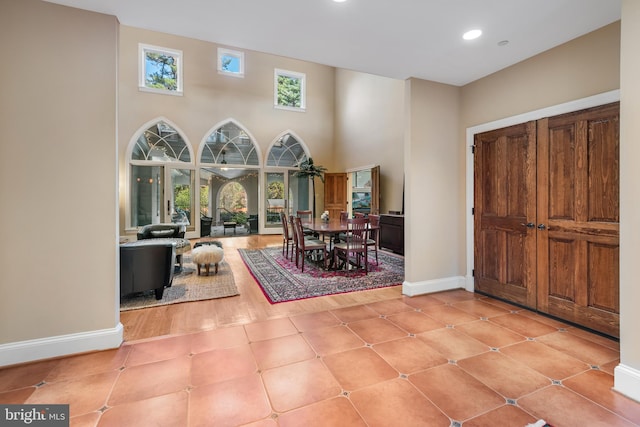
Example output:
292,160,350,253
537,223,546,230
521,222,535,228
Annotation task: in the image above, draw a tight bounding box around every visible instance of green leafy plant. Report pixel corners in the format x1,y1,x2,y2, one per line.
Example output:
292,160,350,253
294,158,327,215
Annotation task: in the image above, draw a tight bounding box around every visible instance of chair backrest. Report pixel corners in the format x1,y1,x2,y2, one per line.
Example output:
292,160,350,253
339,211,349,222
280,212,291,239
290,215,298,246
346,217,369,248
297,210,313,221
368,214,380,240
293,216,306,249
120,242,175,296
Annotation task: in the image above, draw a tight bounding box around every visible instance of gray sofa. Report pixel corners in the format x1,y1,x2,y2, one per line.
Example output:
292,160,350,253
120,242,175,300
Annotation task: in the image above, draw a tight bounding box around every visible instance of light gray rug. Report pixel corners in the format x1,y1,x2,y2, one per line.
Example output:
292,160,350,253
120,255,239,311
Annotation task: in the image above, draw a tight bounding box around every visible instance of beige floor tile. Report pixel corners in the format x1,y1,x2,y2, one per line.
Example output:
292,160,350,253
46,347,130,382
277,397,367,427
188,374,271,427
323,347,398,391
519,385,637,427
490,313,559,337
350,378,451,427
250,334,316,370
302,325,365,356
455,319,527,348
244,317,298,342
191,344,257,387
365,298,415,315
463,404,537,427
125,334,192,366
289,311,341,332
409,364,504,421
27,371,119,417
70,411,101,427
373,337,447,375
451,299,511,318
418,328,490,361
430,289,479,303
386,310,445,334
537,331,620,366
563,369,640,425
190,324,248,353
0,359,60,393
401,294,447,310
0,387,35,404
99,391,188,427
108,356,190,406
457,351,551,399
329,304,379,323
419,304,479,325
262,358,342,412
499,340,590,380
347,317,408,344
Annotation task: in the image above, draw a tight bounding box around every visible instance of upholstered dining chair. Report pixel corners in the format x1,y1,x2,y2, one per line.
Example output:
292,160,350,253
366,214,380,265
333,217,369,274
292,216,327,272
280,211,294,259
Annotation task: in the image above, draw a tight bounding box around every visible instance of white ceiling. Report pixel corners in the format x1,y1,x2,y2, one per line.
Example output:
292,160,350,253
45,0,621,86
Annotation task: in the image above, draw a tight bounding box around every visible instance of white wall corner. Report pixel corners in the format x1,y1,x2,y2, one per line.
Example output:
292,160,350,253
402,276,467,297
0,323,124,367
614,363,640,403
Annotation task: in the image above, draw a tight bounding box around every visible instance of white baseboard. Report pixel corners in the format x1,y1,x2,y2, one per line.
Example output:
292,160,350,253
0,323,124,367
614,363,640,403
402,276,467,297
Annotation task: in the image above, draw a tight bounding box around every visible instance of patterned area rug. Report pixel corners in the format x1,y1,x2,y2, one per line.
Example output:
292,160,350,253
238,246,404,303
120,255,239,311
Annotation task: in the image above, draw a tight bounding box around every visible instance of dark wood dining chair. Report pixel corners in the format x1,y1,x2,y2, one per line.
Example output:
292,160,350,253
280,211,294,259
333,217,369,274
292,216,327,272
366,214,380,265
297,209,317,237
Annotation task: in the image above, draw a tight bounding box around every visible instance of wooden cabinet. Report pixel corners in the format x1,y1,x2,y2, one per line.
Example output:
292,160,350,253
379,214,404,255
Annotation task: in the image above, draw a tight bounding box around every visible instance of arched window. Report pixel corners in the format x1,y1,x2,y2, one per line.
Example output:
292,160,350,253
127,119,195,230
266,133,308,167
199,120,260,232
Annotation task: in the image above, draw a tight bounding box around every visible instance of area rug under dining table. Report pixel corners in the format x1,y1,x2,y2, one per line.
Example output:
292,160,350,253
238,246,404,303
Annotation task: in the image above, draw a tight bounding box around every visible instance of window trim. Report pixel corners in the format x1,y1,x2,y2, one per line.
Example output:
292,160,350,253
217,48,245,78
274,68,306,112
138,43,183,96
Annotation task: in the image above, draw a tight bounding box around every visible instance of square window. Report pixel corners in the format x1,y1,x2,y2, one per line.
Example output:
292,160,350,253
218,48,245,77
139,44,183,95
274,68,306,111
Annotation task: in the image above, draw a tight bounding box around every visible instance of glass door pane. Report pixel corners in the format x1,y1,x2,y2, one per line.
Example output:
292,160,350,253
265,172,285,229
288,170,310,215
130,165,164,227
169,168,195,232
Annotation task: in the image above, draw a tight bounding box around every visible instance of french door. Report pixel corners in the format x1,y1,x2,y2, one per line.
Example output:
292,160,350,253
474,102,620,337
263,170,310,233
130,164,196,233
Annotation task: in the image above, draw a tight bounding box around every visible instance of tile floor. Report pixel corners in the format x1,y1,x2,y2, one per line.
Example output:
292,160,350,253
1,290,639,427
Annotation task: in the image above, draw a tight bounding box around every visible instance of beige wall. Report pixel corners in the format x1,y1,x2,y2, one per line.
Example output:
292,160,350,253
404,79,462,284
0,0,118,352
118,26,336,235
334,69,405,214
618,0,640,399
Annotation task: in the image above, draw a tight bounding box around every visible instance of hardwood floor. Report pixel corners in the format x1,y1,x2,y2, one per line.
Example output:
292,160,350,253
120,234,405,342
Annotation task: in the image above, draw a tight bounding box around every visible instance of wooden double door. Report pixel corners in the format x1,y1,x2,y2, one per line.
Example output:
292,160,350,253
474,102,620,337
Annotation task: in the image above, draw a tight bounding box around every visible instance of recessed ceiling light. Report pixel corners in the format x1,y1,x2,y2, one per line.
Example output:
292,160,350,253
333,0,347,2
498,40,509,47
463,29,482,40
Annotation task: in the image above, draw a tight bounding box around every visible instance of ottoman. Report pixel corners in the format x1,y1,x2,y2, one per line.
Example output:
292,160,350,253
191,244,224,275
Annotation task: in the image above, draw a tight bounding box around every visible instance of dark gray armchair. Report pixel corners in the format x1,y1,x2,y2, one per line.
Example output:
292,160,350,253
137,223,185,240
120,242,175,300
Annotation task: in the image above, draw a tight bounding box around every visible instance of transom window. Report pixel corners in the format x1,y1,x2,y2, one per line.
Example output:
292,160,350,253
132,121,191,162
218,48,244,78
274,69,306,111
266,133,308,167
201,121,259,166
138,43,183,95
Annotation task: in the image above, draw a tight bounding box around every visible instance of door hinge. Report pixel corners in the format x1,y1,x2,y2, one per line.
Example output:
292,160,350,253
471,145,476,154
472,269,475,277
471,207,475,215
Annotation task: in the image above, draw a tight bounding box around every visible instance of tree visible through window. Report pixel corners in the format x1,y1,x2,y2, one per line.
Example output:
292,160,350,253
139,44,183,95
275,69,305,110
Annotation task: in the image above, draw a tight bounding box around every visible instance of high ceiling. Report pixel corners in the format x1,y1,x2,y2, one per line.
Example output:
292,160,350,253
45,0,621,86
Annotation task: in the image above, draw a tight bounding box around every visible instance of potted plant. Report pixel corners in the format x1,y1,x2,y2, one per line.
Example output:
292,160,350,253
294,158,327,216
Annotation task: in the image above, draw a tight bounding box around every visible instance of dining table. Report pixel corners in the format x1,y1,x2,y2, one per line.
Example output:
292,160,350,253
301,218,379,270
